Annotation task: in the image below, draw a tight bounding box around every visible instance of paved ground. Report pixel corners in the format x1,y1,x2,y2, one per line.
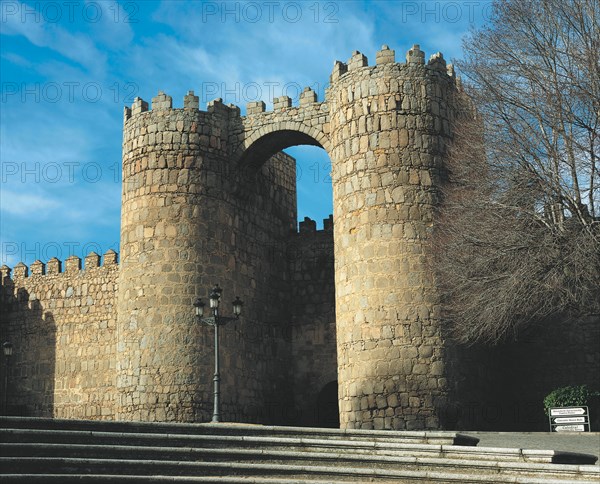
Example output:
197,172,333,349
468,432,600,459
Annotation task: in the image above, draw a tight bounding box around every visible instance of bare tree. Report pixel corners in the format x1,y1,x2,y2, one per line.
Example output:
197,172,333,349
435,0,600,344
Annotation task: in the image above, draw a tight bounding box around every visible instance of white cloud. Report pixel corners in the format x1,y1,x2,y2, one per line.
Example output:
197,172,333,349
120,2,380,113
88,1,134,49
0,178,121,265
0,51,33,67
1,1,107,76
0,188,62,216
148,1,377,80
0,0,483,265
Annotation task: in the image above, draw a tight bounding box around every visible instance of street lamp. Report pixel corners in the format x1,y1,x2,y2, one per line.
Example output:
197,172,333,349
3,341,13,415
194,285,243,423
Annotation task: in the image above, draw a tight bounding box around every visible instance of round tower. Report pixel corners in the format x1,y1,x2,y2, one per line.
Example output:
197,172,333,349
117,91,299,423
328,46,456,430
117,92,238,421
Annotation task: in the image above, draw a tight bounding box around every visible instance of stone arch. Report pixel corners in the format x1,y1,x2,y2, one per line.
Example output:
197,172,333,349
231,116,337,429
234,122,332,171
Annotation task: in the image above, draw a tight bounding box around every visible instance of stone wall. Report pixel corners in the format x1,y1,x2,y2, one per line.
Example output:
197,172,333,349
0,44,462,430
439,313,600,431
0,252,118,419
288,216,337,426
328,46,456,430
118,92,299,423
1,43,596,432
2,248,597,430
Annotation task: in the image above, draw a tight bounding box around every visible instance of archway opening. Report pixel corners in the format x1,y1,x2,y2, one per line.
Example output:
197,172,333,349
238,129,337,427
284,145,332,229
283,144,335,427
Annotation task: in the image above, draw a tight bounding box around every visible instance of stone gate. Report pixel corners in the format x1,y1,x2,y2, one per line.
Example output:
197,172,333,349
2,43,598,431
116,44,455,430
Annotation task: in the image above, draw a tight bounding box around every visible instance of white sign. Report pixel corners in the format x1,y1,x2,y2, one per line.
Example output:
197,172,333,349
549,406,591,432
550,407,586,416
553,417,586,424
554,424,586,432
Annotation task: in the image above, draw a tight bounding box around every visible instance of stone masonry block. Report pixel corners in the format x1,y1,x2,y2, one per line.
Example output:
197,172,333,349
30,260,45,276
246,101,266,115
0,265,11,283
273,96,292,110
132,97,149,115
184,91,200,109
85,252,101,269
13,262,28,278
65,255,81,272
376,45,395,65
46,258,61,274
348,51,368,71
330,61,348,83
428,52,446,72
300,88,318,106
299,216,317,234
152,91,173,111
406,44,425,65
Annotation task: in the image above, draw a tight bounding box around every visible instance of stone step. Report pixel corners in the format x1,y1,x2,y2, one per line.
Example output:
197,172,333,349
0,477,361,484
0,438,596,465
1,446,599,479
0,417,476,445
1,457,599,483
0,427,477,455
1,417,598,482
6,475,594,484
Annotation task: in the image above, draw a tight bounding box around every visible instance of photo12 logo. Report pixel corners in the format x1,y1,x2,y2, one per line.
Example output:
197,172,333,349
1,162,121,184
1,241,119,267
200,2,339,23
1,1,139,24
1,82,139,104
399,1,493,23
200,81,323,105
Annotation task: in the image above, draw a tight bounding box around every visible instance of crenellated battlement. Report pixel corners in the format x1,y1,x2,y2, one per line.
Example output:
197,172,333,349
330,44,455,83
297,215,333,235
0,250,118,283
124,44,453,128
245,86,320,116
123,90,242,125
240,45,454,121
1,250,119,420
4,41,596,432
123,86,324,131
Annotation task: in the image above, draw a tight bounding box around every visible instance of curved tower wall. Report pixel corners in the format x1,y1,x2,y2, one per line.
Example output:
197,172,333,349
7,43,594,431
118,93,231,421
328,46,456,430
118,92,296,422
116,44,457,427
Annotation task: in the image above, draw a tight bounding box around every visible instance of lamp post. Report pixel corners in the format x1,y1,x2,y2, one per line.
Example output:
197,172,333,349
3,341,13,415
194,285,243,423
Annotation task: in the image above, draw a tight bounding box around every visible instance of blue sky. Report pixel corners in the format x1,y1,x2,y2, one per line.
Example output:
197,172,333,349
0,0,491,266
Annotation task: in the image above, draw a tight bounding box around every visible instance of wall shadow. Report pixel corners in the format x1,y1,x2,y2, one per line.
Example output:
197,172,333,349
444,314,600,431
315,380,340,428
0,281,56,417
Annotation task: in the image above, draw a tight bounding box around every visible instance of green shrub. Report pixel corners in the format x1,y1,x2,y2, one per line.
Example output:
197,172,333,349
543,385,599,415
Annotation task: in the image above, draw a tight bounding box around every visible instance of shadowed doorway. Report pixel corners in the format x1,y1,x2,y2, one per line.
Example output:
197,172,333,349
315,381,339,428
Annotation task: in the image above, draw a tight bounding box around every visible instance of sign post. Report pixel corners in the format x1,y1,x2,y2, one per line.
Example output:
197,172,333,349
549,406,591,432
